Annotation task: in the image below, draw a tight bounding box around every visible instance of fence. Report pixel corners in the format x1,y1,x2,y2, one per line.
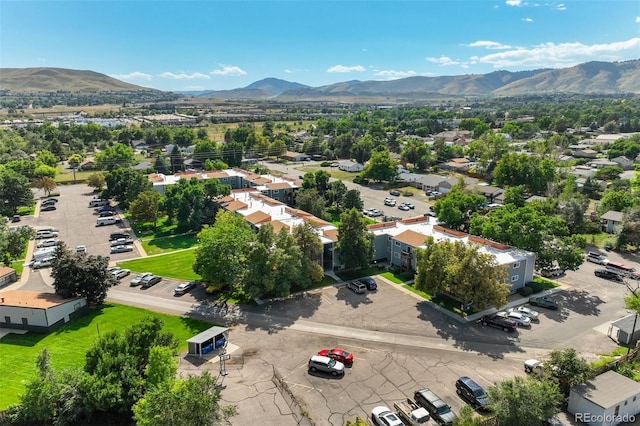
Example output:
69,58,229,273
272,366,314,426
592,346,640,376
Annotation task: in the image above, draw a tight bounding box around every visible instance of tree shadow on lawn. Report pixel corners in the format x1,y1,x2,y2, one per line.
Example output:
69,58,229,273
415,301,526,360
144,234,198,251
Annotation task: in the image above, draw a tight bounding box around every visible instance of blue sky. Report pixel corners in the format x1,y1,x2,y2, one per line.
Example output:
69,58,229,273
2,0,639,92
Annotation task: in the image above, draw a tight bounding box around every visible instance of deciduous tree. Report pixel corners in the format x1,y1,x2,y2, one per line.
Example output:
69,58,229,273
547,348,592,396
86,171,106,191
103,168,152,209
362,147,398,182
129,190,162,227
0,221,35,265
95,143,135,170
487,376,562,426
0,167,33,214
35,176,57,197
336,208,374,270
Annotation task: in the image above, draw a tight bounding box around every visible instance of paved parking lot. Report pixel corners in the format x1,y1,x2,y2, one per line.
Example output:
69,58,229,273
11,183,640,426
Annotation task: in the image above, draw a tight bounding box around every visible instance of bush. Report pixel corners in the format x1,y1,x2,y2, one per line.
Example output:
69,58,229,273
320,161,332,167
525,281,544,294
519,286,534,297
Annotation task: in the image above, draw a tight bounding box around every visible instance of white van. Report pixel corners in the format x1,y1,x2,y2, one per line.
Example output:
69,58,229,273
89,199,109,208
96,216,119,226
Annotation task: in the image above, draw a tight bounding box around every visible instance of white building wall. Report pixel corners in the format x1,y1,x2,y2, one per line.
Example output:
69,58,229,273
2,306,48,327
46,299,87,325
569,390,640,426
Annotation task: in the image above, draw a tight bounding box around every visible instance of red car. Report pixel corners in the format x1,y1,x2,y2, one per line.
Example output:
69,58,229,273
318,348,353,365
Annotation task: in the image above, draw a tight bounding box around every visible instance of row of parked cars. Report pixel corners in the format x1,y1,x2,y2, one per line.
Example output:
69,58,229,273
345,277,377,294
480,298,558,332
108,231,134,254
371,377,491,426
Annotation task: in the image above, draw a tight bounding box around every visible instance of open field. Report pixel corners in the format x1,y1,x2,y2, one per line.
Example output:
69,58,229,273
141,234,199,255
293,165,358,182
0,303,212,409
117,249,200,281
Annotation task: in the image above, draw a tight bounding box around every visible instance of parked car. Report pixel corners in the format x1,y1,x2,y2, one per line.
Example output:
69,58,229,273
40,205,57,211
36,238,60,248
358,277,377,290
174,281,197,295
107,266,121,274
98,210,115,217
529,296,559,310
308,355,344,376
414,388,456,425
371,406,405,426
346,281,366,294
113,268,131,279
97,206,116,213
594,268,623,282
109,232,130,241
42,198,58,204
508,306,540,322
389,189,401,196
110,238,134,247
32,258,54,269
398,203,410,211
130,272,152,286
110,245,134,254
538,266,564,278
369,209,383,217
456,376,490,411
75,245,87,254
384,198,396,207
404,202,415,209
140,275,162,288
479,314,518,332
586,251,609,265
362,208,373,216
317,348,353,365
10,215,21,222
495,311,531,328
36,230,58,239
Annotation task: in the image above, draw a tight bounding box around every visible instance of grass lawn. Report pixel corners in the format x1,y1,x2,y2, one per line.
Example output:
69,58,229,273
16,205,35,216
11,259,25,277
117,249,200,281
128,216,178,238
581,231,616,249
141,234,199,255
0,303,213,410
294,165,359,183
54,168,95,184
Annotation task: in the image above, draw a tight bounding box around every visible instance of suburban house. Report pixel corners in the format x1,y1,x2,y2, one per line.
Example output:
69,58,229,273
398,173,448,192
280,151,310,162
572,149,598,159
0,290,87,333
612,156,634,170
588,158,621,169
132,161,152,171
470,184,505,203
439,157,473,172
131,140,149,151
78,158,95,171
600,210,624,233
568,370,640,426
367,216,535,293
183,158,203,170
337,160,364,173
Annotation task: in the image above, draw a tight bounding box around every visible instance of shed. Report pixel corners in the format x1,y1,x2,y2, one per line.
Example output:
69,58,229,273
337,160,364,173
600,210,624,234
608,314,640,346
0,266,17,288
568,370,640,426
280,151,309,162
0,290,87,333
187,326,229,357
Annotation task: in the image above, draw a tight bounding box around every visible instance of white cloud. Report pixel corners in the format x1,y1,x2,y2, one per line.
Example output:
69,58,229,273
159,72,210,80
506,0,523,6
327,65,365,73
556,3,566,10
426,56,461,66
284,69,293,74
636,16,640,23
109,72,153,81
210,65,247,76
37,57,46,62
468,41,512,50
373,70,418,79
474,37,640,69
522,17,533,22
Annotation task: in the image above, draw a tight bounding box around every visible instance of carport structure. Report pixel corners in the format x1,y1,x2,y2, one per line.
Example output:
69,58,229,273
187,326,229,357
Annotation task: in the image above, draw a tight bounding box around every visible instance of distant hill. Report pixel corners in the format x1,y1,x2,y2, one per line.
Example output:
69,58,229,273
199,60,640,101
0,67,158,93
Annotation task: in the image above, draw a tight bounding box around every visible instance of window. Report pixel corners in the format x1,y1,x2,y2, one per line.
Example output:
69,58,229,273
512,262,520,269
395,241,401,246
615,405,620,416
273,190,280,194
511,275,519,282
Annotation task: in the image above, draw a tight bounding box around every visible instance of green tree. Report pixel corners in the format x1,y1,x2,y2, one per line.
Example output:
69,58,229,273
493,153,556,195
295,188,328,219
615,208,640,250
594,165,624,181
342,189,364,211
129,190,162,228
35,150,59,167
50,244,118,305
453,405,484,426
345,417,369,426
350,135,375,164
204,158,229,171
68,153,84,169
292,222,324,287
103,168,153,209
86,171,106,191
33,164,57,179
547,348,593,397
145,346,177,388
95,143,135,171
221,140,243,167
0,221,35,265
326,180,348,208
336,208,374,270
194,210,254,290
487,376,562,426
0,167,33,214
432,187,485,231
362,147,398,182
133,372,236,426
597,189,635,215
414,238,510,310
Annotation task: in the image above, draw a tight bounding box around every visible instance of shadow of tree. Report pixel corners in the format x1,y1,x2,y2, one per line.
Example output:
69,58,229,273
550,288,604,319
334,287,374,308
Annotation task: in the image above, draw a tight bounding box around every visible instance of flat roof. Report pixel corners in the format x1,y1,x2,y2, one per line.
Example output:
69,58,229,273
0,290,80,309
187,326,229,344
573,370,640,408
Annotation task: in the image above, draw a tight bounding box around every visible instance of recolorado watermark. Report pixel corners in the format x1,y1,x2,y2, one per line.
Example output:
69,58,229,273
574,413,636,423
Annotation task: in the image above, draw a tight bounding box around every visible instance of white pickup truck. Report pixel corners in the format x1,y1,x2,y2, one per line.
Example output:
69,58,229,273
394,399,430,426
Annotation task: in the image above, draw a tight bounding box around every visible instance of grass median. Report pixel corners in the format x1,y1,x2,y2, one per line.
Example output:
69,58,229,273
0,303,212,410
117,249,200,281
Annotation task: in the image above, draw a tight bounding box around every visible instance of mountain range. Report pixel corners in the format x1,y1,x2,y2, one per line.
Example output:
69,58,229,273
2,60,639,101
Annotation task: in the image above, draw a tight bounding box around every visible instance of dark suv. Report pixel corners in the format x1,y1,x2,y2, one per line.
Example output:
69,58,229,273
414,388,456,425
594,268,623,282
455,376,490,411
358,277,377,290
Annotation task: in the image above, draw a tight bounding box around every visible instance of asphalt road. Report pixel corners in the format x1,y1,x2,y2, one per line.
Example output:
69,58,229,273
7,182,639,426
